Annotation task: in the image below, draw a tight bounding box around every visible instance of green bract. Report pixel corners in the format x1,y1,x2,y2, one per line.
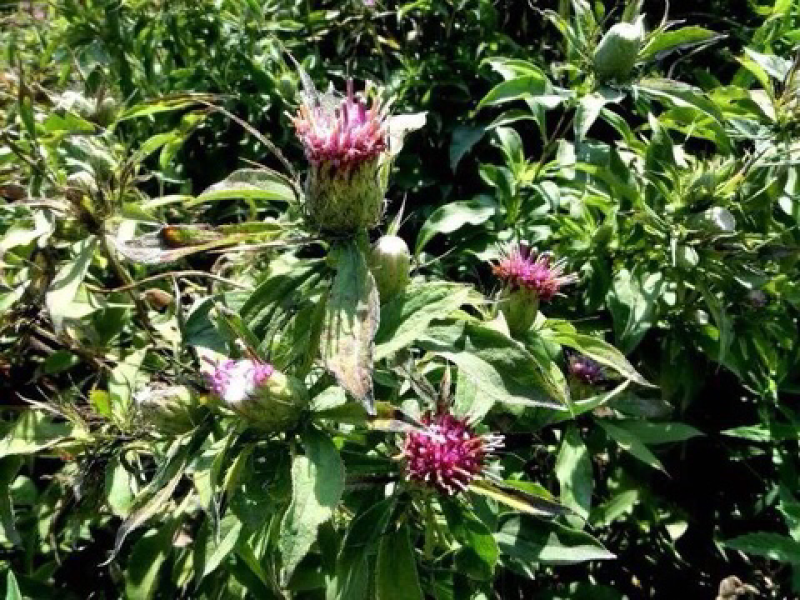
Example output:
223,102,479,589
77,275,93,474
305,159,385,234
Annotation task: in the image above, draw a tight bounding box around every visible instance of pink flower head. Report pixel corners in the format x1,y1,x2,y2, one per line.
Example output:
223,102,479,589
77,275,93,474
568,354,605,385
291,79,388,170
206,358,275,406
492,244,577,302
401,411,503,495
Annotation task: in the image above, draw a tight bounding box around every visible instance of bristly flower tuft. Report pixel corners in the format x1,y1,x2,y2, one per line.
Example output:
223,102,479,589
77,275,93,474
568,354,606,385
401,410,503,496
492,243,577,302
292,79,388,170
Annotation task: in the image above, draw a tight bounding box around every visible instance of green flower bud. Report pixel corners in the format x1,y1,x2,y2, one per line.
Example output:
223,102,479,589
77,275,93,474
369,234,411,302
134,385,199,435
593,18,645,83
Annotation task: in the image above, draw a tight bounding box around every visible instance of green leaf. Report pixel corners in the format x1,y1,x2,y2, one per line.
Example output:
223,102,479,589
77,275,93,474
640,27,720,61
0,411,75,459
5,571,21,600
201,514,243,578
332,497,396,600
415,196,496,255
110,430,205,562
321,242,380,412
422,322,568,410
0,459,21,546
555,425,593,521
478,75,548,109
280,428,345,585
723,532,800,564
574,90,624,141
495,516,615,565
596,420,666,472
450,125,486,172
375,282,472,360
606,268,664,355
442,501,499,581
611,421,703,444
187,169,297,207
124,522,180,600
376,524,423,600
45,237,97,331
241,259,324,339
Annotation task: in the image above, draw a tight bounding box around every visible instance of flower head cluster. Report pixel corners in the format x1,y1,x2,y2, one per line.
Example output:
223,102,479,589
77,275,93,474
401,411,503,495
568,354,605,385
207,358,275,407
292,80,388,170
492,244,577,302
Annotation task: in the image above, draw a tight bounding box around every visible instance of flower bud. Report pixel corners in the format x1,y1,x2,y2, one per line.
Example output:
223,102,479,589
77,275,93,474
593,18,645,83
567,354,606,400
134,385,199,435
369,235,411,302
207,359,309,432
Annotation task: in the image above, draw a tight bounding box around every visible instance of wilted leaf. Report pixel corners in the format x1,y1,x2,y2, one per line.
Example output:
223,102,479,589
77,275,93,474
321,242,379,413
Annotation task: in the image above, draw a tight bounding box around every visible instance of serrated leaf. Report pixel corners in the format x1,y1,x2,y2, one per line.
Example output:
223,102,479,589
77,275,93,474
375,282,472,360
280,428,345,585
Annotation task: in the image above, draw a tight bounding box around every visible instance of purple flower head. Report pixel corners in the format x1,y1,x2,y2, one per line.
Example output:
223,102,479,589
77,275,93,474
292,79,388,170
568,354,605,385
492,244,577,302
401,411,503,496
206,359,275,407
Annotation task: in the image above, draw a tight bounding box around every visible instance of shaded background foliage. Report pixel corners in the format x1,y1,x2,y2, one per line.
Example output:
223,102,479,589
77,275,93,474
2,0,800,599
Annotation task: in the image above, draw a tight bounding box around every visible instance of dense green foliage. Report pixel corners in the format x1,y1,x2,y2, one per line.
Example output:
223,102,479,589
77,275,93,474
2,1,800,598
